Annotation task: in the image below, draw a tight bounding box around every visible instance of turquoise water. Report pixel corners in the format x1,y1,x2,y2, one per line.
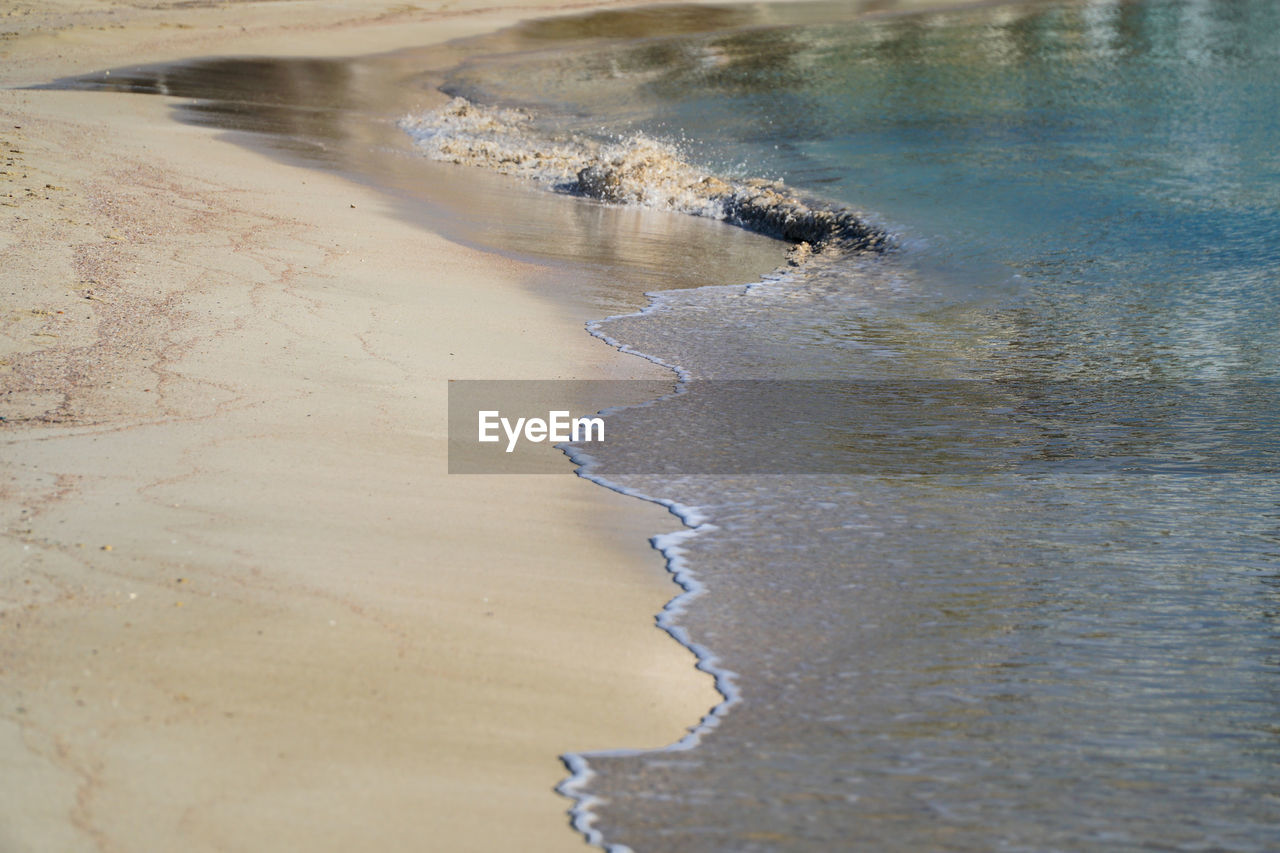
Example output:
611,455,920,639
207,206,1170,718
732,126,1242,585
442,0,1280,849
656,0,1280,381
449,0,1280,381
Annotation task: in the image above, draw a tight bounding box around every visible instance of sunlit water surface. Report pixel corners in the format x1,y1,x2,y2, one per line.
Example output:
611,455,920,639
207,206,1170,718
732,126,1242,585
445,0,1280,849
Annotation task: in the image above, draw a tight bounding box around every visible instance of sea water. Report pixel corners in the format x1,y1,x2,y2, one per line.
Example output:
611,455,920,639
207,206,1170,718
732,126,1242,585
420,0,1280,849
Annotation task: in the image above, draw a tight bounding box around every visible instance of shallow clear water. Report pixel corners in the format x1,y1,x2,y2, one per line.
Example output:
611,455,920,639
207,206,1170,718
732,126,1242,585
441,0,1280,849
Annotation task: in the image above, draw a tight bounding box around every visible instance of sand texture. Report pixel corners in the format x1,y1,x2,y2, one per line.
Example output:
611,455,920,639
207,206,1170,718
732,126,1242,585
0,2,724,850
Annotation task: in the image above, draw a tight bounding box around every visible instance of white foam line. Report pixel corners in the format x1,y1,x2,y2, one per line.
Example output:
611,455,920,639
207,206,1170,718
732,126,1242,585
554,480,740,851
556,493,738,850
552,286,778,850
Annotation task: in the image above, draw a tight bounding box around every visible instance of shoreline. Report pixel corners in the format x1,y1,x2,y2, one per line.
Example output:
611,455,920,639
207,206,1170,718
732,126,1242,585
1,0,1001,849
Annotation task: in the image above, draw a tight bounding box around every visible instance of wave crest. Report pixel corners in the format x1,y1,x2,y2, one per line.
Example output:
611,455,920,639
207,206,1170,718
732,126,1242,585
401,97,888,254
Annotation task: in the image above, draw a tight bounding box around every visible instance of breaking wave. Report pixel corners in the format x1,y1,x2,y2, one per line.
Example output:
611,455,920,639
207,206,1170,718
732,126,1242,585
400,97,888,255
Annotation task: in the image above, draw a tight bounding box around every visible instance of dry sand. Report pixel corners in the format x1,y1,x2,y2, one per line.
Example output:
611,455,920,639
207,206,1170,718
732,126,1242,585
0,2,732,850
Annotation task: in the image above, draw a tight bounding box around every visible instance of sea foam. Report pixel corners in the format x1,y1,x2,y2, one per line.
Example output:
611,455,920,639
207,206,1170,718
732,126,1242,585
400,97,888,255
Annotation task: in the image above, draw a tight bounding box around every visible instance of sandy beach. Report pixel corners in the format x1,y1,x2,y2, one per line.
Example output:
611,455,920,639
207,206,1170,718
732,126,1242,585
0,2,741,849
